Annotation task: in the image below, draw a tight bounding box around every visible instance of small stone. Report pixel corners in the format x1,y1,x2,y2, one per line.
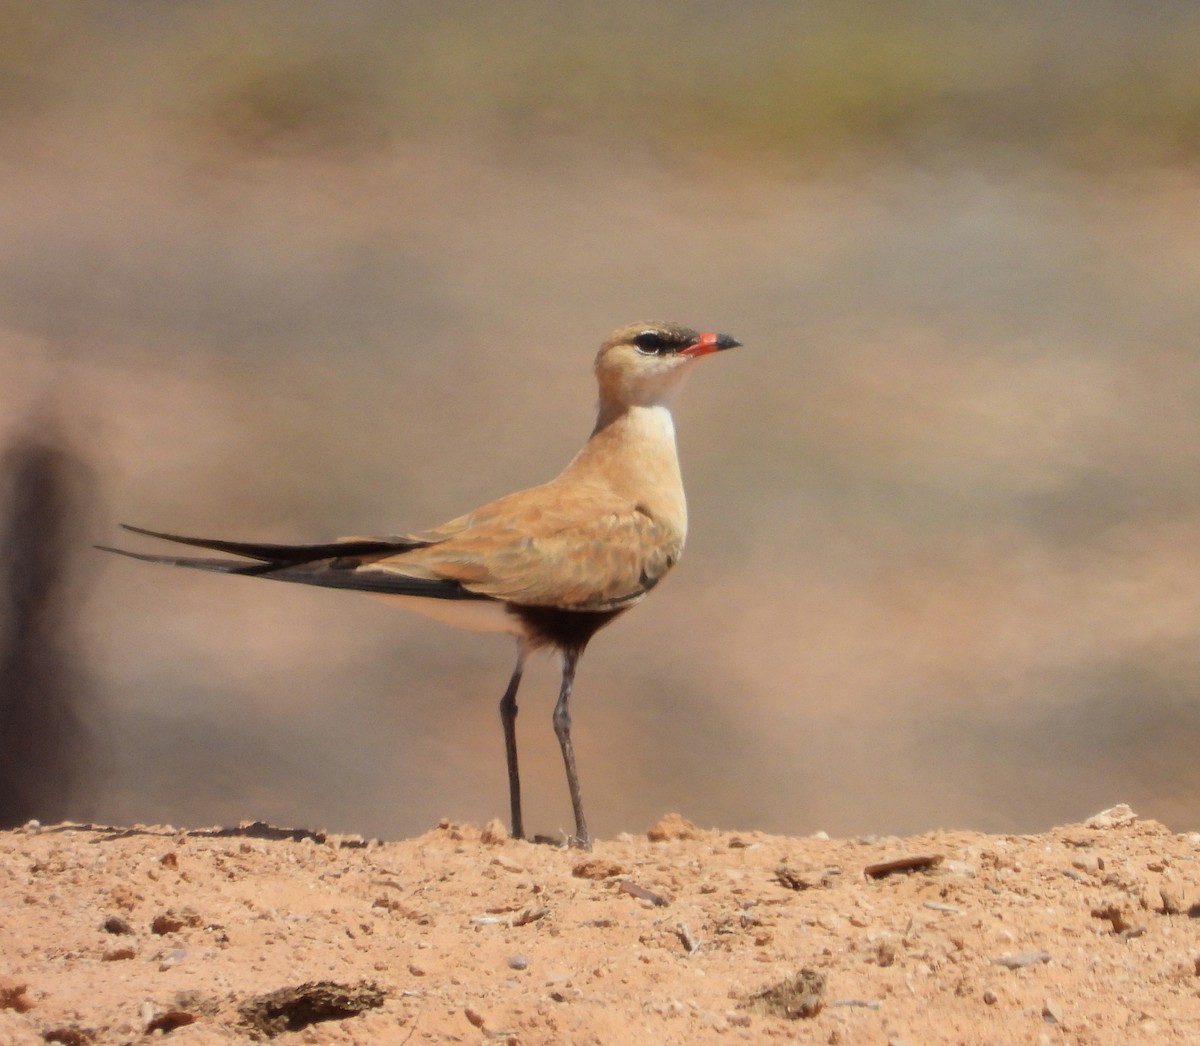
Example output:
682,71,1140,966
863,853,943,879
42,1026,91,1045
506,953,529,970
464,1007,485,1028
982,989,998,1005
151,913,185,935
150,908,201,935
875,940,898,967
623,881,672,910
776,864,829,891
146,1010,196,1034
1043,998,1064,1024
647,813,703,841
102,915,134,935
1160,889,1184,915
1084,804,1138,829
1091,904,1135,934
158,947,187,971
995,950,1051,969
481,819,508,845
572,857,626,880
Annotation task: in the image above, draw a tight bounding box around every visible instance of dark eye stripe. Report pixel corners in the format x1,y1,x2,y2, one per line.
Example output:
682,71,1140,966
632,330,673,355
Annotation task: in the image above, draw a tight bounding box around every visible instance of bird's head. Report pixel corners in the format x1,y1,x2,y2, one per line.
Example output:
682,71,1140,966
594,322,740,410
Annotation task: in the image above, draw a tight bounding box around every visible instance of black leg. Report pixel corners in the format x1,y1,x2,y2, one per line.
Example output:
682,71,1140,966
552,647,590,849
498,648,526,840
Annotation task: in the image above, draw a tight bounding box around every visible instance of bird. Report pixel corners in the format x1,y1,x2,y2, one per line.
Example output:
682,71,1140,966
101,321,739,848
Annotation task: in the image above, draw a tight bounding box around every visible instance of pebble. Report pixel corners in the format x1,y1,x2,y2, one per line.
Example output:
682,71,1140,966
158,948,187,971
464,1007,485,1028
995,950,1051,969
480,819,508,845
506,953,529,970
102,915,134,936
1084,804,1138,829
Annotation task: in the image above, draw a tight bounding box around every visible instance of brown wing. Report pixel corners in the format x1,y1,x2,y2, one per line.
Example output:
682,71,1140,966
379,482,683,610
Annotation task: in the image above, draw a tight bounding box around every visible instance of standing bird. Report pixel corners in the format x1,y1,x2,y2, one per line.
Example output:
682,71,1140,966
102,322,739,848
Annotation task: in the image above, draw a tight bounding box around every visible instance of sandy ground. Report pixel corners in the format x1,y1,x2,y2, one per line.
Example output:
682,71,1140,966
2,806,1199,1044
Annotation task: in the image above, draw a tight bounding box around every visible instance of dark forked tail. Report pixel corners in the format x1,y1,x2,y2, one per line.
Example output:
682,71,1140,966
98,525,493,601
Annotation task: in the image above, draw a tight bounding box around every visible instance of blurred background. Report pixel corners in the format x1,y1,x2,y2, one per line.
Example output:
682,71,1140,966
3,0,1200,839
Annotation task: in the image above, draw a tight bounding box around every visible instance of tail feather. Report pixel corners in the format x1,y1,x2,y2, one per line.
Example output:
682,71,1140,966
100,526,492,602
118,524,427,564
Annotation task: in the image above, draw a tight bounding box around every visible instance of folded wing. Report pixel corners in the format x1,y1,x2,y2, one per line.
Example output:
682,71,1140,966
382,484,684,610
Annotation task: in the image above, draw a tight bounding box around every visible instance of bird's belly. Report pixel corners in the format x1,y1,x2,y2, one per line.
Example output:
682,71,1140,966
380,593,521,635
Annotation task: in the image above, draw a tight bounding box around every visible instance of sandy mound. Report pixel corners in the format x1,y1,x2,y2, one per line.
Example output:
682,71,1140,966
2,806,1198,1044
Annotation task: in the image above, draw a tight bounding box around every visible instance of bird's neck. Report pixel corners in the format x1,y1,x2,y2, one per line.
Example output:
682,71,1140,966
565,401,688,539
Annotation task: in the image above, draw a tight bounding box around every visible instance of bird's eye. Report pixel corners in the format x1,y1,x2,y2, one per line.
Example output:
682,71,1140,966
632,330,671,355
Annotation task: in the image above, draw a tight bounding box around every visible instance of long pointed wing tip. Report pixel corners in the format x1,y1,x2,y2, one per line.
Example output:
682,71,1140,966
95,544,170,564
119,523,175,540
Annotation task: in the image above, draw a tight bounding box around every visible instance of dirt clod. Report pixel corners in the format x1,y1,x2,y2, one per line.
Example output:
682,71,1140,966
150,909,200,935
646,813,702,841
481,818,509,844
742,968,826,1019
42,1028,92,1045
775,864,831,890
145,1010,196,1034
0,976,32,1012
100,915,132,936
238,981,385,1037
572,857,626,879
